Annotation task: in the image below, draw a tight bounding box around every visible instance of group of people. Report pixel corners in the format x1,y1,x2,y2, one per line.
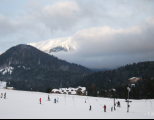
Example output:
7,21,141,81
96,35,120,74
39,95,120,113
1,92,6,99
39,95,59,104
89,101,121,112
89,104,107,112
54,97,59,103
114,101,121,107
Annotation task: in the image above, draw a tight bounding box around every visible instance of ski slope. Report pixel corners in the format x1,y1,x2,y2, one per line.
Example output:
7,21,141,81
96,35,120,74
0,89,153,119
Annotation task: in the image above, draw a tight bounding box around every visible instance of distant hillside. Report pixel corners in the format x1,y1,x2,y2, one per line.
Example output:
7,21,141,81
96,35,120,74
0,44,93,92
84,61,154,99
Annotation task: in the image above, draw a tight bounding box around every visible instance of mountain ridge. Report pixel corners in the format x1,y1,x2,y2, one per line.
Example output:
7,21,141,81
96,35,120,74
0,44,92,92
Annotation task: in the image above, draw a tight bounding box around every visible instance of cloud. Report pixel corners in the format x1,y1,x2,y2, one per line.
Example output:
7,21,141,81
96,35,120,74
0,14,15,35
43,1,80,17
53,17,154,69
40,1,81,31
1,0,154,69
1,0,154,37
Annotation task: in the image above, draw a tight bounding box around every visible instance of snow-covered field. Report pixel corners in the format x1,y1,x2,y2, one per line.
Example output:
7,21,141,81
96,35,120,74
0,89,153,119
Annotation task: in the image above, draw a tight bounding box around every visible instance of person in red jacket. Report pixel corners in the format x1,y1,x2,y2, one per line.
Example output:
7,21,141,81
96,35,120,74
39,98,41,104
103,105,106,112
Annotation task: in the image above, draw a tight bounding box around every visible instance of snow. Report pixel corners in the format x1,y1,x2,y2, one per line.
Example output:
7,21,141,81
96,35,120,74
52,86,86,95
128,77,141,83
0,82,7,89
0,89,153,119
6,87,14,90
0,67,14,75
28,37,77,53
128,77,140,80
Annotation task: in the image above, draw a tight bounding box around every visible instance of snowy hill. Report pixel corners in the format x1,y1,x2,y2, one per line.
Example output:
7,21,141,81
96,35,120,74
28,37,77,54
0,89,154,119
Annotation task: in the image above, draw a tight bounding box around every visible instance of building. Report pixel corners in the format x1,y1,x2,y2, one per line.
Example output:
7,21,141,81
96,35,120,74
128,77,142,84
6,87,14,90
51,86,86,95
0,81,7,89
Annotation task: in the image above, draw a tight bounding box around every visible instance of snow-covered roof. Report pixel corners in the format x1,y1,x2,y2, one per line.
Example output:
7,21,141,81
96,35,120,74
78,86,86,90
128,77,140,80
128,77,141,83
7,87,14,90
52,89,59,92
51,86,86,95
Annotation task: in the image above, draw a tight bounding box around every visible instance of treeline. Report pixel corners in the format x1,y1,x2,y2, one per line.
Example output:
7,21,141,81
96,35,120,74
2,65,89,92
85,61,154,99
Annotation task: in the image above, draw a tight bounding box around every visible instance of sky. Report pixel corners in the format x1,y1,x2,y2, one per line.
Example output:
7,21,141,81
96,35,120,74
0,0,154,69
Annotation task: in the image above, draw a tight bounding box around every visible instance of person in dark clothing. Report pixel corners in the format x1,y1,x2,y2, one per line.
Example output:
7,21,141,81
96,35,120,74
4,92,6,99
48,95,50,101
54,98,56,103
103,105,106,112
111,106,113,112
89,105,92,111
118,101,120,107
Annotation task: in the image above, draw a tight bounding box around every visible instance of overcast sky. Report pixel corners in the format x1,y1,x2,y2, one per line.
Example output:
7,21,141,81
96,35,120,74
0,0,154,69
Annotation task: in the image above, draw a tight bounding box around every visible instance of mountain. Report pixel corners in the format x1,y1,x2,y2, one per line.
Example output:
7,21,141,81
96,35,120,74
0,44,92,92
91,68,109,72
84,61,154,99
28,37,77,54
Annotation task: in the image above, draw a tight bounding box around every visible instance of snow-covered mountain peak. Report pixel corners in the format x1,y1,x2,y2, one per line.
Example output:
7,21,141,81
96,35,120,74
28,37,77,54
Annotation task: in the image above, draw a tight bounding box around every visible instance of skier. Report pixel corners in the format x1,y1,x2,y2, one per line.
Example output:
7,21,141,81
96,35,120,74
1,93,3,98
85,99,86,103
57,97,59,102
118,101,120,107
48,95,50,101
39,98,41,104
103,105,106,112
54,98,56,103
111,106,113,112
118,101,121,107
89,105,92,111
4,92,6,99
